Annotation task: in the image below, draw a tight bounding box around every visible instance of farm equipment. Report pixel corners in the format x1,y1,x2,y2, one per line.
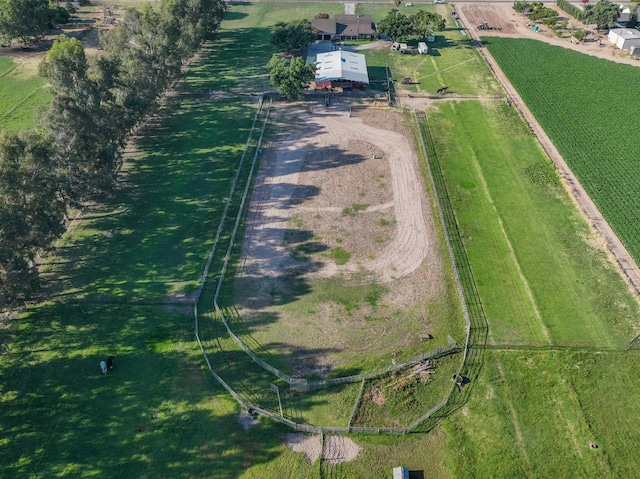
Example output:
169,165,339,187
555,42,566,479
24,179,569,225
402,77,412,85
477,22,500,31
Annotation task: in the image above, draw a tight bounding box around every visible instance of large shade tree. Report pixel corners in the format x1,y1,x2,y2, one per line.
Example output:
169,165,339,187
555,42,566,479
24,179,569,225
411,10,445,37
40,35,121,203
270,19,317,51
267,54,316,99
378,9,445,41
0,131,65,305
583,0,621,29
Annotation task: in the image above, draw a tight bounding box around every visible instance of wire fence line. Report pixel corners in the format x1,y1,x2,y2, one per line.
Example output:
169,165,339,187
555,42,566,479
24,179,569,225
193,96,267,335
413,110,489,431
192,100,487,435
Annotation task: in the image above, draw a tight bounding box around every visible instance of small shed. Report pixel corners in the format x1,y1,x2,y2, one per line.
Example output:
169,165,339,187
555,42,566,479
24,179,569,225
418,42,429,54
608,28,640,51
393,466,409,479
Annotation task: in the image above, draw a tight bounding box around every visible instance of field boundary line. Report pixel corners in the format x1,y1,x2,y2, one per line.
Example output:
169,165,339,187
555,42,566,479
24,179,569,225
413,110,489,430
347,378,366,430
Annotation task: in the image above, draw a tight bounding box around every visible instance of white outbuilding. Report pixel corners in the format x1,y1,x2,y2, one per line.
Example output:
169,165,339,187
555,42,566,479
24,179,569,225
314,50,370,89
608,28,640,51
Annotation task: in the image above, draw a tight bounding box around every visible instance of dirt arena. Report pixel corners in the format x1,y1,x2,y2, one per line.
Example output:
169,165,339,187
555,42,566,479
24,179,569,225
234,101,447,376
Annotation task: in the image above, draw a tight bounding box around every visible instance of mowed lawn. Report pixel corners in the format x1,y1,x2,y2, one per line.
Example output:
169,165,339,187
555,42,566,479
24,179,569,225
2,10,300,478
0,302,318,478
0,56,51,132
428,100,639,347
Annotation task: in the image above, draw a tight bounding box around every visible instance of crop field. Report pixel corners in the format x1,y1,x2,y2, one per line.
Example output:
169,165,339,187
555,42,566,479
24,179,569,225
5,1,640,478
0,56,51,132
483,37,640,264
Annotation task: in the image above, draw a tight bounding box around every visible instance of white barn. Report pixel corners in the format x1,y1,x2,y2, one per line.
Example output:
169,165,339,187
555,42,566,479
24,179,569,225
314,50,370,89
608,28,640,51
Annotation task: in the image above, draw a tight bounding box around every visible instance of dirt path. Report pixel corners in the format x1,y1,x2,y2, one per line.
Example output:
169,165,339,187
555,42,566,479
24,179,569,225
456,3,640,299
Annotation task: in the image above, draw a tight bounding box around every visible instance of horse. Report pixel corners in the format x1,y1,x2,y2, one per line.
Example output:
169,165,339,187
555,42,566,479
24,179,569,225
100,360,107,374
107,356,114,371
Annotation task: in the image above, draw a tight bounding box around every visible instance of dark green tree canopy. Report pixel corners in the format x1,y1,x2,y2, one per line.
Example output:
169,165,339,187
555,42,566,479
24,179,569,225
378,9,412,41
0,0,68,45
378,9,445,41
0,131,65,305
270,19,317,52
267,54,316,100
583,0,621,29
0,0,227,307
39,34,88,93
411,10,446,37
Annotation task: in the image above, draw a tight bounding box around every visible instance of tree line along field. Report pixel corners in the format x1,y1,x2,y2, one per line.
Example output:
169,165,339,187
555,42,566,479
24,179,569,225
483,37,640,265
0,57,51,132
3,1,640,478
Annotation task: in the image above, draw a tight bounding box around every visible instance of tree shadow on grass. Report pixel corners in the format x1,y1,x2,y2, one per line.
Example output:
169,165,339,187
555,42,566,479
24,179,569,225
0,301,322,478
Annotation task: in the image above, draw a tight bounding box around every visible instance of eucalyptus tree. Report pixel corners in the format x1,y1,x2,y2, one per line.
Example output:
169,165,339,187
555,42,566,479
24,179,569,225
0,131,64,305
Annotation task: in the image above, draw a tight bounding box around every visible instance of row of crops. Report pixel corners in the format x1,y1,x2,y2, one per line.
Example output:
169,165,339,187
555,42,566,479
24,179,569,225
483,37,640,263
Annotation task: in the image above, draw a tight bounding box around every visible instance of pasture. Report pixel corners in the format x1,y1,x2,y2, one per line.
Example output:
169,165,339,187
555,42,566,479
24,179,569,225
483,37,640,265
427,99,639,347
0,56,50,132
3,1,640,478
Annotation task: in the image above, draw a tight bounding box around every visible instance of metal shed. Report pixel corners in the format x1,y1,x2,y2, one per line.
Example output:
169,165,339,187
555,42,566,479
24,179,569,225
314,50,370,89
608,28,640,51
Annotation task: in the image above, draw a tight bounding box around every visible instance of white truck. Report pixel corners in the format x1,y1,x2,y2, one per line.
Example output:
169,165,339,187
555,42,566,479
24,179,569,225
418,42,428,54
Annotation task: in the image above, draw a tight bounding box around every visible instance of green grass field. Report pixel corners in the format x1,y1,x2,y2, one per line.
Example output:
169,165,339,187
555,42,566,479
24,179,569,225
0,57,51,132
428,100,639,348
483,37,640,265
4,2,640,477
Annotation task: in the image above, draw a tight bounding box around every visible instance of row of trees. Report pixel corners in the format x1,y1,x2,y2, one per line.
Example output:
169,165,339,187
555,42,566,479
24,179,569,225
377,9,445,42
0,0,227,306
0,0,70,45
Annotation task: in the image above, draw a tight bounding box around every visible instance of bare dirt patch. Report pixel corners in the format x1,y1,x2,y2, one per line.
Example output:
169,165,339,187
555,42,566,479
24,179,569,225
286,433,361,464
459,4,518,34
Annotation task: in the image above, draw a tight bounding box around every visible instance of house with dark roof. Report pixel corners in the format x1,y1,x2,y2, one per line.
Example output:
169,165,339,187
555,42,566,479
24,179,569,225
311,14,375,41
